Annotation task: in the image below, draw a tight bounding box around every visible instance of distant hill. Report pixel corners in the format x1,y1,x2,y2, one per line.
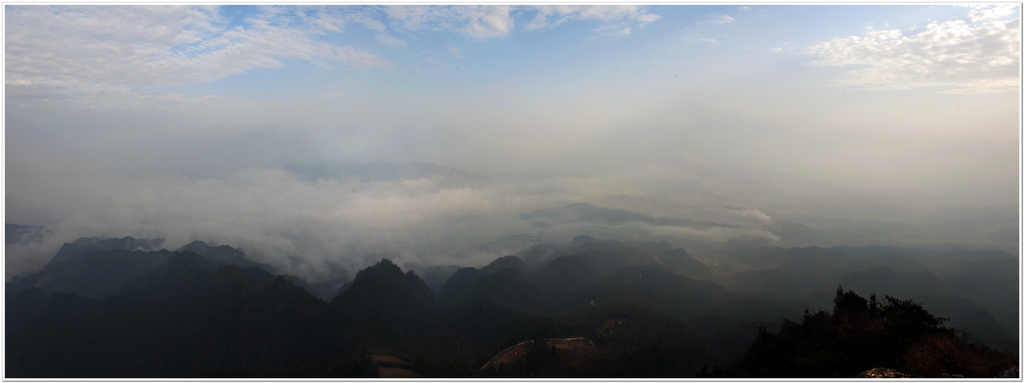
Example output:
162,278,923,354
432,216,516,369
516,244,557,269
5,235,1017,378
49,236,165,264
7,238,282,300
176,240,275,272
564,241,660,277
6,248,174,298
521,203,731,230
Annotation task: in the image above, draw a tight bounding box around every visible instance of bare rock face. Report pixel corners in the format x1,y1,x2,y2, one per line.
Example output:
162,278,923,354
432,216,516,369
857,367,916,378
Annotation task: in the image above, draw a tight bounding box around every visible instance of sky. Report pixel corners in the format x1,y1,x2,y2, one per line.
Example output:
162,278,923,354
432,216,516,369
4,4,1021,282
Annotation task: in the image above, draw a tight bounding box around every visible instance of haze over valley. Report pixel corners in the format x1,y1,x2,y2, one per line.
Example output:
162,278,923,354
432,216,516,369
4,4,1020,378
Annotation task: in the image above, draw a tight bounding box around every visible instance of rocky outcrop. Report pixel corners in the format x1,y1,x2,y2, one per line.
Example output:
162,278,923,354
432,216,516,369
479,337,599,372
857,368,917,378
996,366,1018,378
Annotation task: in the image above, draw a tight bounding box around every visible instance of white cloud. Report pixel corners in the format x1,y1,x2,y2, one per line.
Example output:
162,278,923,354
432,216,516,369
706,15,736,24
376,33,407,48
727,207,773,224
5,5,390,109
612,222,780,243
384,5,514,40
462,5,514,39
738,6,751,11
525,5,660,38
966,4,1019,22
447,43,462,58
686,36,719,46
593,24,632,38
806,18,1020,93
5,160,801,281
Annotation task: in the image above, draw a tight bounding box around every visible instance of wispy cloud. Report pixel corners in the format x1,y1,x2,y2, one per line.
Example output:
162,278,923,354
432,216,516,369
447,43,462,58
376,34,407,48
806,18,1020,93
384,5,515,40
965,4,1019,22
525,5,660,39
593,24,633,38
726,206,772,224
705,15,736,25
4,5,390,109
526,5,658,28
685,35,719,46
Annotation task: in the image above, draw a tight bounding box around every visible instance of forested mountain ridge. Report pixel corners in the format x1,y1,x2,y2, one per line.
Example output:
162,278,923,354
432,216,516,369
5,234,1018,377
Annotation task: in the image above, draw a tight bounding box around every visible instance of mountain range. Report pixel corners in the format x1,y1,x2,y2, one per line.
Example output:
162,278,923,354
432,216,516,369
5,231,1018,377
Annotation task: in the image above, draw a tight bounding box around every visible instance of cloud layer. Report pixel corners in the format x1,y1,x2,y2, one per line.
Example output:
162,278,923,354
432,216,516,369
5,5,665,110
4,6,392,111
4,164,795,282
5,5,1017,284
6,7,387,86
806,15,1020,93
526,5,661,37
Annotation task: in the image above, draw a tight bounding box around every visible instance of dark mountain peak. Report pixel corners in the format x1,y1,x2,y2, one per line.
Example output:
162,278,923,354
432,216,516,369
353,258,404,281
176,240,243,256
517,243,556,269
179,240,214,251
175,240,275,273
332,259,440,328
50,236,165,265
481,255,531,276
570,234,598,246
70,236,164,251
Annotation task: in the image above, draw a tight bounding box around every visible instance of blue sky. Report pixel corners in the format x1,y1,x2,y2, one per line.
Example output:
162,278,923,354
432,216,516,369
138,5,1010,102
4,4,1021,280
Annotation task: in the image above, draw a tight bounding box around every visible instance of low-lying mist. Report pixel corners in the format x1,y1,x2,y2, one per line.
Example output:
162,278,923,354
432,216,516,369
5,158,1016,284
